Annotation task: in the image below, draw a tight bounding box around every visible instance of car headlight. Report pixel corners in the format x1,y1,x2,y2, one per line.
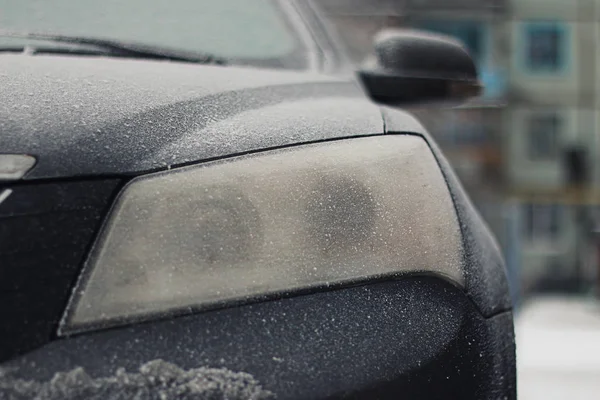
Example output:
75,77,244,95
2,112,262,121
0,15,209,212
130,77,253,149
60,135,463,334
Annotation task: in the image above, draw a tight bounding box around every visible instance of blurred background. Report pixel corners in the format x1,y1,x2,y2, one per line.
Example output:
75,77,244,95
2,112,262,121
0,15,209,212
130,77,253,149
315,0,600,398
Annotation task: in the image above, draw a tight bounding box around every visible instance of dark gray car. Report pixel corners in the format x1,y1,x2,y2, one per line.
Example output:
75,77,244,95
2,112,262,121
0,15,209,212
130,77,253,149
0,1,515,399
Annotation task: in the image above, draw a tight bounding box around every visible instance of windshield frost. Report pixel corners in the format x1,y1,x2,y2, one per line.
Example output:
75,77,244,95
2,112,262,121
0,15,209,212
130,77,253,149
0,0,310,69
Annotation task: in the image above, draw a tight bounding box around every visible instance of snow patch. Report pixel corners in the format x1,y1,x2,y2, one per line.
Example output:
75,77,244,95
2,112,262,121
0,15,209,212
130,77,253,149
0,359,274,400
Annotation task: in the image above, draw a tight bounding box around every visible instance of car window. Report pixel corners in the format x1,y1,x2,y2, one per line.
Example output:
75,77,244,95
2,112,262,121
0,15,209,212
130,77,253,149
0,0,311,69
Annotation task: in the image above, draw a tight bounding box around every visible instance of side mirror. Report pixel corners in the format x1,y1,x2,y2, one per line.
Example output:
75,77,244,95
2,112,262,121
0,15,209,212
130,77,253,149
358,29,483,106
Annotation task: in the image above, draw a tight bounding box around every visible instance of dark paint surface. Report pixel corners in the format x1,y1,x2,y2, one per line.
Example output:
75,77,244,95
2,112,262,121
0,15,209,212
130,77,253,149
0,54,388,180
0,180,121,362
2,277,516,399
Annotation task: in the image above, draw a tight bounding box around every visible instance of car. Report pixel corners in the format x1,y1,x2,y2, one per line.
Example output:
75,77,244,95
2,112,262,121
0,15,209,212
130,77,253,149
0,0,516,399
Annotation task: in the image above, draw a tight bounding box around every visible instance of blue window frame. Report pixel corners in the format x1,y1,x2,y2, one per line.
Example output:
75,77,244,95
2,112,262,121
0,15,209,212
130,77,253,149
415,20,489,66
520,21,569,74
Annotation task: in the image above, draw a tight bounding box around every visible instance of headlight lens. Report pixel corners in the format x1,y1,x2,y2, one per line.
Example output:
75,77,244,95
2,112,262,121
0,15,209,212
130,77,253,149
61,135,463,334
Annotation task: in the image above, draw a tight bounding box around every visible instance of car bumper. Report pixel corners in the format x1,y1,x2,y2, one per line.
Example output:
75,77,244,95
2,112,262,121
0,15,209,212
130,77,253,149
0,276,515,399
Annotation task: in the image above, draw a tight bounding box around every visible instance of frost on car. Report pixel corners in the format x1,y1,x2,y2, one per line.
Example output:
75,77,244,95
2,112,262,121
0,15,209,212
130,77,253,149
0,360,274,400
0,0,515,399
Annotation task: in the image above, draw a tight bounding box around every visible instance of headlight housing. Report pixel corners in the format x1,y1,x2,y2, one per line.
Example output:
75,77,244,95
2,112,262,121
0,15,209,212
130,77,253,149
60,135,463,334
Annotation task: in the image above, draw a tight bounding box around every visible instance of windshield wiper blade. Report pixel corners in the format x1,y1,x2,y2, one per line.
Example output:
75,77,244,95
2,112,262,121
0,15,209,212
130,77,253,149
0,30,226,64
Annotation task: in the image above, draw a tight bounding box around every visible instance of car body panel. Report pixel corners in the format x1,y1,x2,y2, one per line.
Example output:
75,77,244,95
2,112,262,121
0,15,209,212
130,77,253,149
0,277,515,400
0,180,122,361
0,54,386,180
0,1,516,398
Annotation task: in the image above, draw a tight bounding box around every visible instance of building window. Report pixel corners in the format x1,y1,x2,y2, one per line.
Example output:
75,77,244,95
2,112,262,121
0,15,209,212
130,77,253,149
523,203,562,241
415,20,485,64
457,25,483,61
523,22,567,73
527,113,561,161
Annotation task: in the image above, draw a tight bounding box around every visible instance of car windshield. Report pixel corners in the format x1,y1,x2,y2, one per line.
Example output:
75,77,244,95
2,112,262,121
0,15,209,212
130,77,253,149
0,0,312,69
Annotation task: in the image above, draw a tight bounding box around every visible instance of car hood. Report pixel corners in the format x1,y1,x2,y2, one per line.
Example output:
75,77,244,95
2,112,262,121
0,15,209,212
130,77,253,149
0,54,386,180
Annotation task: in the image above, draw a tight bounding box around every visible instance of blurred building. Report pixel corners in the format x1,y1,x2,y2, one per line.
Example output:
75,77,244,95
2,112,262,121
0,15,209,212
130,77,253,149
503,0,600,292
317,0,600,296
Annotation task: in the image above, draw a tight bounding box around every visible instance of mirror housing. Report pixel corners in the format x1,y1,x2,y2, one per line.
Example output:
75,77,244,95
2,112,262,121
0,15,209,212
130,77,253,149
358,29,483,107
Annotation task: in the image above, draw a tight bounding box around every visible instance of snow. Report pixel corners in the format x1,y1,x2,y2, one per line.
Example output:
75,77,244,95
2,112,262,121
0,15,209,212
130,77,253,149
0,359,274,400
516,296,600,400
